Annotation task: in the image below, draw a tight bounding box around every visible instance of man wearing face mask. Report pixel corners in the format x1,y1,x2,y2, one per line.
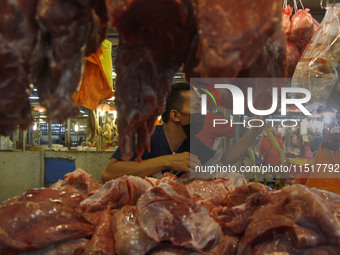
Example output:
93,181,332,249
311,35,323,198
102,82,205,181
102,82,262,182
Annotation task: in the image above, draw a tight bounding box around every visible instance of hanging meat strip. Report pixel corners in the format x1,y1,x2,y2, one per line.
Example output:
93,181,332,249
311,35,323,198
105,0,194,160
193,0,282,78
0,0,38,136
30,0,107,122
0,0,107,135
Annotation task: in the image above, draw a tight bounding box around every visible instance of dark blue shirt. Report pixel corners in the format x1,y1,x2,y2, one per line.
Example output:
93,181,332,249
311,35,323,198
112,125,215,176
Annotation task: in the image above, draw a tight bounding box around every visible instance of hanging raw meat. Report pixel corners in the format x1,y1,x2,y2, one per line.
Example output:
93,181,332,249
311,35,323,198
105,0,194,160
288,8,314,50
0,0,108,136
0,0,38,136
238,28,287,79
193,0,282,78
282,5,293,36
31,0,107,122
286,41,300,77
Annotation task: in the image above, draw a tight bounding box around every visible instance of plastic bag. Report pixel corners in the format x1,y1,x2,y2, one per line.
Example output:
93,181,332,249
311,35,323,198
292,3,340,111
73,40,114,110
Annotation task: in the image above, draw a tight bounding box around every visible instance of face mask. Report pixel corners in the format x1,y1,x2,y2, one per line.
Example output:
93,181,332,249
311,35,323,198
181,113,205,138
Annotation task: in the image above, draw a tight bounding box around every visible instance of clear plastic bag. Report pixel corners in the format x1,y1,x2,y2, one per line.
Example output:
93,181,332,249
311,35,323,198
292,3,340,111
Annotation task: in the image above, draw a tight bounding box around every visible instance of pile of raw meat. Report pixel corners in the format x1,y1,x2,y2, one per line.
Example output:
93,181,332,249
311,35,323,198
1,168,339,254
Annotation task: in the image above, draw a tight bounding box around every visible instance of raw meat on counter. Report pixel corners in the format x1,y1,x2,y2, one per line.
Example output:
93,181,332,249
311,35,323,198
1,168,339,254
0,201,93,254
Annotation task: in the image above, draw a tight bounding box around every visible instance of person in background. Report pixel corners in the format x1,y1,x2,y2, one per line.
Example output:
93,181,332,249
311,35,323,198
258,127,285,166
289,131,313,159
102,82,262,182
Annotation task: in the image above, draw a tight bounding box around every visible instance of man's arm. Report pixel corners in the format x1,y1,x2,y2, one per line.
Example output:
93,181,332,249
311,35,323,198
102,152,198,182
221,128,262,166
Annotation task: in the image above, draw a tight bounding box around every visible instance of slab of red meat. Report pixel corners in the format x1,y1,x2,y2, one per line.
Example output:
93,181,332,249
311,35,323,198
30,0,107,122
282,185,340,245
238,28,287,79
80,175,153,212
237,185,340,254
85,210,115,255
185,177,246,213
288,8,314,50
210,235,238,255
62,168,102,197
213,183,270,235
0,0,38,135
282,5,293,36
19,238,89,255
1,188,84,210
137,181,223,252
0,201,93,254
193,0,282,78
105,0,194,160
286,41,300,77
310,188,340,221
111,205,158,255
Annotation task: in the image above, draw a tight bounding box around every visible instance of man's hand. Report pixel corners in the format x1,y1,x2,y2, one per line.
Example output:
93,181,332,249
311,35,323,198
160,152,201,173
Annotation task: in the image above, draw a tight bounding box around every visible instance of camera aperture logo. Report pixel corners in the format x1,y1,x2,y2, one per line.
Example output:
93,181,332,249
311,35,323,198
199,83,311,128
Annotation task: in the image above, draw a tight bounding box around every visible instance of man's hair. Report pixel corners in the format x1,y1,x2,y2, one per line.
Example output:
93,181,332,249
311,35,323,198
161,82,190,123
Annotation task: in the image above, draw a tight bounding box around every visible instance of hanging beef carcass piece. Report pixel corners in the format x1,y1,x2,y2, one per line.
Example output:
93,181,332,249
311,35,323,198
193,0,282,78
0,0,38,136
30,0,108,123
286,41,300,77
105,0,195,160
281,5,293,36
0,0,108,135
288,8,314,51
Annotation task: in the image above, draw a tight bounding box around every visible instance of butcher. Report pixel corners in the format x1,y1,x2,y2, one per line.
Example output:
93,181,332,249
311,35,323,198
102,82,262,182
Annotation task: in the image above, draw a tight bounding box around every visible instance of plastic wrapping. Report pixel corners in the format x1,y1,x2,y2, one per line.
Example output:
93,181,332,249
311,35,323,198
72,40,114,110
292,3,340,111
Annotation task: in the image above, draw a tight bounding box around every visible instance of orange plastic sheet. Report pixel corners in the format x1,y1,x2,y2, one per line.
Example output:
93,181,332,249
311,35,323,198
73,40,114,110
305,145,340,195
